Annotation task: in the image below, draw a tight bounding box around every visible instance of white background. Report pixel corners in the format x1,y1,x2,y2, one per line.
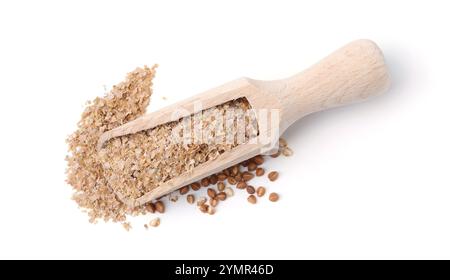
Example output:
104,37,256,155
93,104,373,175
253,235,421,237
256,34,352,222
0,0,449,260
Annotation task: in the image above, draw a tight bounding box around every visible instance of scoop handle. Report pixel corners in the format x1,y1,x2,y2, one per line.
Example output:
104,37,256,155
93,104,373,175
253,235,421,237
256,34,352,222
272,39,390,130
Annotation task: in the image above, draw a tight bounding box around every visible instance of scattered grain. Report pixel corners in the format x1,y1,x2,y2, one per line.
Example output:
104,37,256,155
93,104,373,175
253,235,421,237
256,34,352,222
252,155,265,165
210,198,219,207
122,222,132,231
217,182,226,192
155,201,165,213
149,217,161,227
217,173,227,181
231,165,239,176
209,174,218,185
191,182,201,191
256,186,266,197
145,203,156,213
269,192,279,202
207,188,217,199
268,171,279,181
242,171,254,182
246,185,256,194
247,162,257,171
227,177,237,185
236,181,247,189
216,192,227,201
187,194,195,204
201,178,210,187
247,195,257,204
255,167,265,176
179,185,190,195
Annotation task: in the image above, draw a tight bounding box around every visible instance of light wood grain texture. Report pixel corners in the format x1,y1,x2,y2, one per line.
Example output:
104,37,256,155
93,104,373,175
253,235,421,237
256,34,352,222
99,39,390,207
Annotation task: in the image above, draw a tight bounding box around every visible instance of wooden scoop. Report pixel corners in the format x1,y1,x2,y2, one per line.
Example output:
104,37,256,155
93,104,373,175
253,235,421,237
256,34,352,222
98,39,390,207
